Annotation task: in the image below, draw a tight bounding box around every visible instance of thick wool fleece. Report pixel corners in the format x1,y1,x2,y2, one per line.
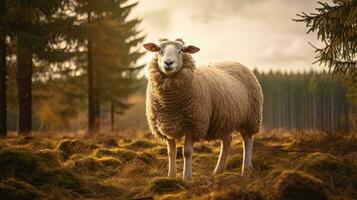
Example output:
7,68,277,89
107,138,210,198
146,53,263,141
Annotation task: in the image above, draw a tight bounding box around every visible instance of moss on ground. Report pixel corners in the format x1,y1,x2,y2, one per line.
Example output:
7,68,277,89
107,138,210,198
137,152,157,164
273,170,327,200
98,136,119,148
205,189,263,200
95,148,137,162
69,157,122,177
0,148,60,181
125,139,157,150
0,133,355,200
32,167,86,192
144,178,186,194
0,178,46,200
294,152,357,192
157,191,190,200
151,146,168,155
226,154,242,170
194,143,213,153
56,139,93,160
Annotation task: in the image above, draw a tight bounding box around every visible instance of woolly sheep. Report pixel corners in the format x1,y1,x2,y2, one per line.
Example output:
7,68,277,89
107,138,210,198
143,39,263,182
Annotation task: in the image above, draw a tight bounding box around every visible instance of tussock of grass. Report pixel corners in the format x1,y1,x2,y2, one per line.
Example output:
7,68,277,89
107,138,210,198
125,139,157,150
0,148,60,181
0,178,45,200
193,154,217,171
120,159,159,178
137,152,157,164
56,139,93,160
69,157,122,177
32,167,85,191
273,170,327,200
98,136,119,148
294,152,357,192
16,136,54,150
206,189,263,200
226,155,242,170
151,146,168,155
0,132,355,200
95,148,137,163
157,191,189,200
144,178,186,194
194,144,213,153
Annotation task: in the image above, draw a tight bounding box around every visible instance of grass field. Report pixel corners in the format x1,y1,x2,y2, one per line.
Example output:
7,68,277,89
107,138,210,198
0,131,356,200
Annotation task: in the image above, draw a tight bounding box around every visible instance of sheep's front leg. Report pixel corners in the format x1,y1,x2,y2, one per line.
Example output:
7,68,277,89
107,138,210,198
183,134,194,181
241,135,253,176
167,139,177,178
213,135,232,174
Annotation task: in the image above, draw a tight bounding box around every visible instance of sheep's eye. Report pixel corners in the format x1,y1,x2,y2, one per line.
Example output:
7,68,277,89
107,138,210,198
159,50,163,54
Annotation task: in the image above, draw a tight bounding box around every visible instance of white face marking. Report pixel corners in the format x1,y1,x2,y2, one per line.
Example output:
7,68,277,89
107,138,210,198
158,42,184,75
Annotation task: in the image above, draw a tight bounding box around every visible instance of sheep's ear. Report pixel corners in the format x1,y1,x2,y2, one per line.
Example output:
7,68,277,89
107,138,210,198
184,45,200,54
143,43,160,52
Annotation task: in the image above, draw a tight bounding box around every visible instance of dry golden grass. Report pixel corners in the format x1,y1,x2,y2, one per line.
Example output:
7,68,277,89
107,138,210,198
0,131,356,200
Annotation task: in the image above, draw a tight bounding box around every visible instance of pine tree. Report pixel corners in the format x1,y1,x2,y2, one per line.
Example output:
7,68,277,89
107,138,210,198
0,1,6,136
73,0,144,133
6,0,76,134
294,0,357,104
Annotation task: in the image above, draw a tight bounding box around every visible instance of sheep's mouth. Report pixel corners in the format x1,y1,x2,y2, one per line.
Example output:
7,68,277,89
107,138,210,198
160,67,184,78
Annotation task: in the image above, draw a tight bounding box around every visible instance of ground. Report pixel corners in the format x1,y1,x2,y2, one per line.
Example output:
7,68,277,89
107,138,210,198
0,131,356,200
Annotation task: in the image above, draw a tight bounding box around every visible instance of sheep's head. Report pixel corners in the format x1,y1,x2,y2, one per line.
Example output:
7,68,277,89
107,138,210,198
143,39,200,75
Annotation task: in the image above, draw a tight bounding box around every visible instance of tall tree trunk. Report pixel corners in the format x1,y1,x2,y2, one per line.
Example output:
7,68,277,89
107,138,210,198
17,35,32,135
0,2,6,137
110,101,114,132
87,9,95,134
93,89,100,131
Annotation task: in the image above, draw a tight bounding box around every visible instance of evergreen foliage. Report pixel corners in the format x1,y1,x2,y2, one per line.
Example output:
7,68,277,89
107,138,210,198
295,0,357,104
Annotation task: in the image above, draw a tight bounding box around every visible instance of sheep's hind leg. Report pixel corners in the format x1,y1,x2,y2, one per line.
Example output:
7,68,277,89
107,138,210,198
183,134,194,181
213,135,232,174
167,139,177,178
241,135,253,176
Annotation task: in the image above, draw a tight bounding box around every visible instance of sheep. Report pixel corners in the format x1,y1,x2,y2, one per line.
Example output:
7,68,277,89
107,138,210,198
143,38,263,182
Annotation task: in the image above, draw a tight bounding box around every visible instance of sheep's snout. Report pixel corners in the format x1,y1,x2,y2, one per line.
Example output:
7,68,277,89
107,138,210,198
164,59,174,67
161,60,178,74
163,59,175,71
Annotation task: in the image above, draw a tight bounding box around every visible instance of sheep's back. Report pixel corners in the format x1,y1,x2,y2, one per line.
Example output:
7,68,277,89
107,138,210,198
195,62,263,139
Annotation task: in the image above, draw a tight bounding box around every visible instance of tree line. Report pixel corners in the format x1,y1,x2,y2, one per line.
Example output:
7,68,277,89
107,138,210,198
295,0,357,128
0,0,145,137
255,71,355,133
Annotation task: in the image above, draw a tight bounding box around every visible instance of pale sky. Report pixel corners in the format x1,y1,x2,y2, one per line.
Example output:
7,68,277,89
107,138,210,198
131,0,329,72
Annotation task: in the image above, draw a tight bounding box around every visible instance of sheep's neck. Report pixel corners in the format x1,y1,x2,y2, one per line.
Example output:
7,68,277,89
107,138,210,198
149,68,195,107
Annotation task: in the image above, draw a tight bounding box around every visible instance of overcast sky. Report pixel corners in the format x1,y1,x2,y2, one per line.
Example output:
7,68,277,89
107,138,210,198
131,0,329,72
